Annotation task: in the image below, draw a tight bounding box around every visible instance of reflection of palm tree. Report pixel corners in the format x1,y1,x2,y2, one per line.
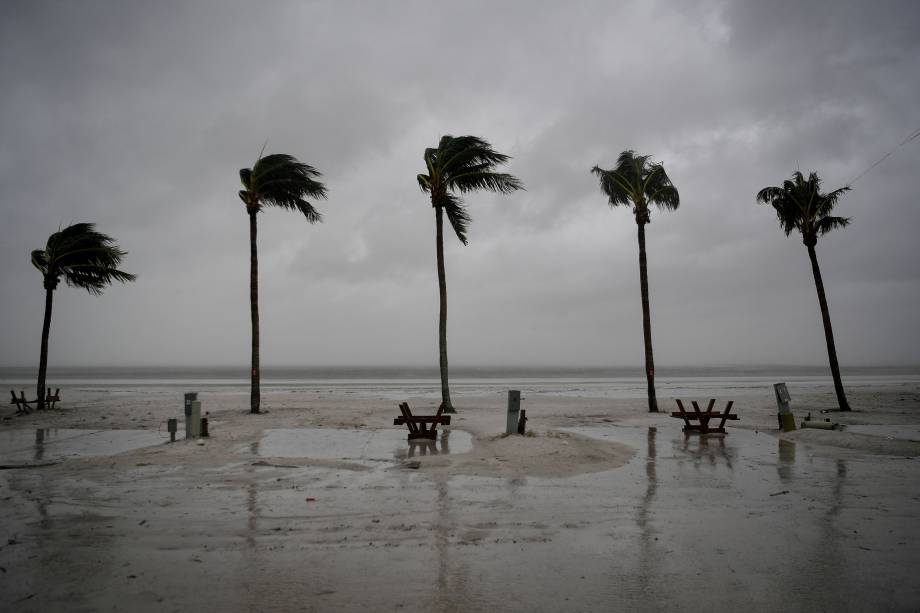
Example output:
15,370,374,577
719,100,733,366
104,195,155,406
34,428,46,462
635,427,659,604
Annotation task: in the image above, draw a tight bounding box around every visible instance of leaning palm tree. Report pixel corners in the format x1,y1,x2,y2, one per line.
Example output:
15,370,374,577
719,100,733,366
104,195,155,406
417,135,523,413
238,153,327,414
757,171,852,411
31,223,135,409
591,150,679,413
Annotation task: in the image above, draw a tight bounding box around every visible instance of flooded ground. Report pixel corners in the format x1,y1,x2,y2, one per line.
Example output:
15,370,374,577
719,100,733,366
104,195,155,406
1,422,917,612
0,428,165,465
256,427,472,464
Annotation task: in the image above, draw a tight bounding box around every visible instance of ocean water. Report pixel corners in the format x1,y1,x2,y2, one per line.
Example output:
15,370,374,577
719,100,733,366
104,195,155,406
1,365,917,401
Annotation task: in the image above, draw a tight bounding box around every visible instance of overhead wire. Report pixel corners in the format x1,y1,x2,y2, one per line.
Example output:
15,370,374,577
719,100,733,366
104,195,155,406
847,126,920,187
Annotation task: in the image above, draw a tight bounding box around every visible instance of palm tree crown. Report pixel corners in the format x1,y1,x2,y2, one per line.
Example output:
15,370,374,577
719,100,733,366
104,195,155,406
591,150,679,223
239,153,328,220
755,171,850,246
417,135,523,244
32,223,136,292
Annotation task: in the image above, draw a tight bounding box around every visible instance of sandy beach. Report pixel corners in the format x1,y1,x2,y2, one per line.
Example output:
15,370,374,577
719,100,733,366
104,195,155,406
1,374,919,611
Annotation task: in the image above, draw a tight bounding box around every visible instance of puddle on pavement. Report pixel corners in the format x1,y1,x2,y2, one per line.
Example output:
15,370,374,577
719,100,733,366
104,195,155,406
256,427,472,463
844,423,920,441
0,428,164,464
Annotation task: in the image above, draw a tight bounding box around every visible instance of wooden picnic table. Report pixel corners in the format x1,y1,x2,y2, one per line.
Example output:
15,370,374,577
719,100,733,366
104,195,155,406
393,402,451,440
670,399,737,434
9,388,60,414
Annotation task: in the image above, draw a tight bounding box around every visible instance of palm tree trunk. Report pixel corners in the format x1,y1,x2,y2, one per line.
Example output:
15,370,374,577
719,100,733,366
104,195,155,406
807,245,850,411
249,210,260,414
637,221,658,413
36,285,54,410
435,207,454,413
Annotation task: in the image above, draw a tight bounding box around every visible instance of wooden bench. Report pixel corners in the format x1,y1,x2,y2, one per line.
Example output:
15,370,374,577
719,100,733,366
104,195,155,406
393,402,451,440
671,399,737,434
10,388,60,414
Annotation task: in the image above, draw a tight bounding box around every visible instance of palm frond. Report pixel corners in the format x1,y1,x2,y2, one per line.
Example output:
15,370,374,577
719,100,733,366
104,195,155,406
816,215,851,235
449,171,523,194
420,134,521,243
240,152,328,222
592,150,678,216
417,173,432,193
34,223,135,294
757,170,851,241
443,195,471,245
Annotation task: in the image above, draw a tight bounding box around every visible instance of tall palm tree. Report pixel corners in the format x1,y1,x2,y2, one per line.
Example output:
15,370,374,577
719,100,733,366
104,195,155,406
31,223,135,409
591,150,679,413
417,135,523,413
238,153,327,414
757,171,852,411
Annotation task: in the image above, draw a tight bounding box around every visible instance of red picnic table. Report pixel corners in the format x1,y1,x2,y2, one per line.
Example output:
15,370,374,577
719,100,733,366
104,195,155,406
670,399,737,434
393,402,451,440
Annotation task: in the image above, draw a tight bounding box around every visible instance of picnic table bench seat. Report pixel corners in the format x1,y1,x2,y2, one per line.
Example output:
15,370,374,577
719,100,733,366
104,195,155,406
671,399,737,434
10,388,60,414
393,402,450,440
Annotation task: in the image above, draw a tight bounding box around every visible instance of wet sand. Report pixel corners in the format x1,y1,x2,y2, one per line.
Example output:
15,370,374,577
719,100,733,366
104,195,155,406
1,381,919,611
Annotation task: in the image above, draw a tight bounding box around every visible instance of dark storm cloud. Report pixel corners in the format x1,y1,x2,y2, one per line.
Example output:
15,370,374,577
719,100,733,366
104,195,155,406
1,0,918,368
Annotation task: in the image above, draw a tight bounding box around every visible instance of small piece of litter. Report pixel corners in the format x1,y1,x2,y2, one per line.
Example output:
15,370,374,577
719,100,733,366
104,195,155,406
306,497,317,502
769,490,790,497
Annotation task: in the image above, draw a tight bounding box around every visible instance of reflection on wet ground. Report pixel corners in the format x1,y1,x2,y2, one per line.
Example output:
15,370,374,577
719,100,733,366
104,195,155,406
0,428,164,464
2,424,918,612
256,428,472,463
845,423,920,441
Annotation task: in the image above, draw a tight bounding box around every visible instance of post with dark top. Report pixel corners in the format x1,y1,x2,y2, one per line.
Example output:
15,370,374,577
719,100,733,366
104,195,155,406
184,392,198,439
506,390,521,435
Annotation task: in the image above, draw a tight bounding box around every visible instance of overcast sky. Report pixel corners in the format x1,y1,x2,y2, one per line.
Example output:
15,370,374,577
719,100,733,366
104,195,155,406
1,0,918,369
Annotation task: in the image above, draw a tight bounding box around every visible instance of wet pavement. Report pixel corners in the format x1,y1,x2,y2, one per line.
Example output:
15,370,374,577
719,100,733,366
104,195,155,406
1,425,918,612
845,423,920,441
0,428,165,464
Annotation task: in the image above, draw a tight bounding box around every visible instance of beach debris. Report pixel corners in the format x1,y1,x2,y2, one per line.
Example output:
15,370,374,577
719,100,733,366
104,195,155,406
801,421,839,430
0,462,60,470
770,490,790,497
305,497,317,502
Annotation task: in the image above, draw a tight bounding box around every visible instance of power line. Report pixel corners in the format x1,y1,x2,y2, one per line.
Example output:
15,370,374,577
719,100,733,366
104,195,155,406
847,126,920,187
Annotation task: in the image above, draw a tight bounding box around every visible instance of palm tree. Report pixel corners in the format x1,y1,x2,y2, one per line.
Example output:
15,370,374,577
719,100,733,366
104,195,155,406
757,171,852,411
591,150,679,413
238,153,327,414
417,135,523,412
31,223,135,409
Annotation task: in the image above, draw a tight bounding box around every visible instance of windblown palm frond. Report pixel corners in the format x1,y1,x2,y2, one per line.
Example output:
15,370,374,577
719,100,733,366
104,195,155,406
756,171,851,243
239,153,328,222
32,223,136,294
591,150,679,221
418,134,523,244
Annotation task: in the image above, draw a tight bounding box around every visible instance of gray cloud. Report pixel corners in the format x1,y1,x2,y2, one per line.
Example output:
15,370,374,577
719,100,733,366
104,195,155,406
1,0,918,369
